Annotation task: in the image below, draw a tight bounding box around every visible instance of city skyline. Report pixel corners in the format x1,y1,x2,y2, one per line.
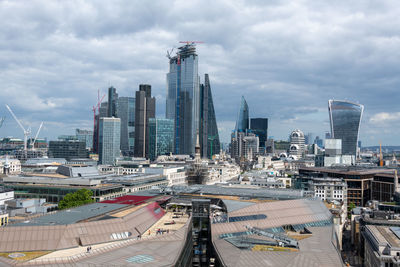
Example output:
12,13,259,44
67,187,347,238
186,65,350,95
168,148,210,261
1,1,400,146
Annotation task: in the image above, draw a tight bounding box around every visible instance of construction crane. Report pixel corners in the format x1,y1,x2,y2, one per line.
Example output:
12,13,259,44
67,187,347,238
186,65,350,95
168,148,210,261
30,122,43,150
5,105,31,151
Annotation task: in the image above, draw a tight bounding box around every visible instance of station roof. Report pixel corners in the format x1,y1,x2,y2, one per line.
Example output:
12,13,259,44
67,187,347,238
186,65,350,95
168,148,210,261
12,203,128,226
212,198,343,267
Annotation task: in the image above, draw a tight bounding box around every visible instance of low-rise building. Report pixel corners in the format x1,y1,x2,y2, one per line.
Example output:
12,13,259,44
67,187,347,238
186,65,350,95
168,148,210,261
0,157,21,175
5,198,57,217
0,187,14,205
363,225,400,267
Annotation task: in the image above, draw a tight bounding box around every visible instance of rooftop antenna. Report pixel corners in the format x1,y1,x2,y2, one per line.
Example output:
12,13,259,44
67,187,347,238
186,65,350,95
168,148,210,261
5,105,31,151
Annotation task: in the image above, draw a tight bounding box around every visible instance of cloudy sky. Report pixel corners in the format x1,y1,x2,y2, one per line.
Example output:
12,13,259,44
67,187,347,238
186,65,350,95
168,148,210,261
1,0,399,146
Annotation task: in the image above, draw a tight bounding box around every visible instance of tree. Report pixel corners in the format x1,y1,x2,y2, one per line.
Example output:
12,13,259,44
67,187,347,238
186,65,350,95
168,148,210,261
348,202,356,219
58,189,94,209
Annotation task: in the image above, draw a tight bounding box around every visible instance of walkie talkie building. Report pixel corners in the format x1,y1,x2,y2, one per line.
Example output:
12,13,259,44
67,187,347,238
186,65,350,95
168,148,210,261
328,100,364,156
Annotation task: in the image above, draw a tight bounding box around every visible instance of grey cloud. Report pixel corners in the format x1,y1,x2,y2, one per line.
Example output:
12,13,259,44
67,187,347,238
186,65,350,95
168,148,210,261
0,0,399,145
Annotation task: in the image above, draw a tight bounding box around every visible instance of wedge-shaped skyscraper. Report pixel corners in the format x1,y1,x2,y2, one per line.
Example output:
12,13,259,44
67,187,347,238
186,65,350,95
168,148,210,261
328,100,364,156
200,74,220,159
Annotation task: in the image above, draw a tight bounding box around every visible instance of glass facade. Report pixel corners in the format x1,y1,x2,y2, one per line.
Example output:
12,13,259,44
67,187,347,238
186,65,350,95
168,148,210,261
99,117,121,165
236,96,249,132
117,97,135,155
148,118,174,161
75,129,93,150
328,100,364,156
250,118,268,148
166,44,200,155
200,74,220,159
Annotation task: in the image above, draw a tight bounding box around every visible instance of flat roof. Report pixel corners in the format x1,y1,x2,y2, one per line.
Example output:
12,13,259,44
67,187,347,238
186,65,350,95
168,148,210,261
168,184,305,199
300,166,394,176
12,203,128,226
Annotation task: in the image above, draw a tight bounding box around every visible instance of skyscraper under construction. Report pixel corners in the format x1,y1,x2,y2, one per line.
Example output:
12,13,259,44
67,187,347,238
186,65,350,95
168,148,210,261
166,43,200,156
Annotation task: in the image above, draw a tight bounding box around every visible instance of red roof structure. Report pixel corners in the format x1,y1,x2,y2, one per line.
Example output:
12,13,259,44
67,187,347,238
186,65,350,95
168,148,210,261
100,195,153,205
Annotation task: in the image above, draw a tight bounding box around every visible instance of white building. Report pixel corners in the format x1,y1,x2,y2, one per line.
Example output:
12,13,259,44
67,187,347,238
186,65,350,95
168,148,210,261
0,157,21,175
324,139,355,166
0,188,14,206
309,177,347,205
143,166,187,186
207,161,240,184
289,129,305,159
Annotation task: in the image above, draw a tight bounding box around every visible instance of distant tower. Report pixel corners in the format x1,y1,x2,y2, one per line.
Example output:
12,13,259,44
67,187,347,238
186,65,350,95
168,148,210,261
328,100,364,157
250,118,268,148
134,84,156,158
166,43,200,155
99,117,121,165
289,129,305,159
107,86,118,117
236,96,249,132
199,74,220,159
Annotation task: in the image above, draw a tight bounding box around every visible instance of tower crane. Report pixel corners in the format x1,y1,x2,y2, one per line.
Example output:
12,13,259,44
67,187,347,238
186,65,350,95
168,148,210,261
30,122,44,150
5,105,31,151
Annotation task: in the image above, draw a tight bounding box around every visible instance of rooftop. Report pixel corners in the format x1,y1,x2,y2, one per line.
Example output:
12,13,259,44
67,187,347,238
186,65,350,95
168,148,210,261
12,203,128,226
212,198,343,267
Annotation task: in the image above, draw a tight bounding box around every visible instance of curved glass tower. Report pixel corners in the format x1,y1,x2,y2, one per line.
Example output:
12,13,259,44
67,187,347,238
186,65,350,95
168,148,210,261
328,100,364,156
236,96,249,132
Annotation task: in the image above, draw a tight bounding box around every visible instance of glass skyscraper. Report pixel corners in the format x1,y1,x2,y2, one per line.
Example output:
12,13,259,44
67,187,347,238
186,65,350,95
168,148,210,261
250,118,268,148
166,43,200,155
99,117,121,165
148,118,174,161
200,74,220,159
117,97,135,155
236,96,249,132
75,129,93,150
328,100,364,156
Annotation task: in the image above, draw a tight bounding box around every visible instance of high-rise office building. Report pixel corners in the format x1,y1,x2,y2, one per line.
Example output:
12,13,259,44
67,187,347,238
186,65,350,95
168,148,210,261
93,102,109,154
148,118,174,161
250,118,268,148
107,86,118,117
99,117,121,165
117,97,135,155
75,129,93,150
236,96,249,132
134,84,155,158
200,74,220,159
166,43,200,155
328,100,364,156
